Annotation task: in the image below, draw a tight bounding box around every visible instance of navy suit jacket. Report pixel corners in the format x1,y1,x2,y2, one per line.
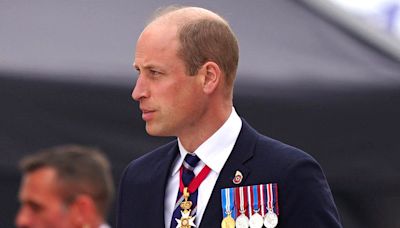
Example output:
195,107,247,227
117,119,342,228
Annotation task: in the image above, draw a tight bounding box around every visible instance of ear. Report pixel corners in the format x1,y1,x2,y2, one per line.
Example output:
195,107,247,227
69,195,97,226
201,61,222,94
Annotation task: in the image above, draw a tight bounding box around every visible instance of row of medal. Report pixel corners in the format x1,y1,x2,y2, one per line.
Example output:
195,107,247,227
221,183,279,228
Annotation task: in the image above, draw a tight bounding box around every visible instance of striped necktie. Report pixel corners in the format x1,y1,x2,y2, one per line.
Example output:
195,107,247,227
170,153,200,228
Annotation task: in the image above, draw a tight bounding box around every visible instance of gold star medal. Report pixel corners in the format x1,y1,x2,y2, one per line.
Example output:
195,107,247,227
176,164,212,228
177,187,196,228
176,210,196,228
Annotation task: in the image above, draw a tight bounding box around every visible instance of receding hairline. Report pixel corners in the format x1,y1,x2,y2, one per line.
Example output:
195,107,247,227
148,6,229,28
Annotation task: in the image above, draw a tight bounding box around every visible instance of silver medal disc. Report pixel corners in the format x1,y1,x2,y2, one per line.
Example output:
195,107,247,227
235,213,249,228
263,210,278,228
249,212,263,228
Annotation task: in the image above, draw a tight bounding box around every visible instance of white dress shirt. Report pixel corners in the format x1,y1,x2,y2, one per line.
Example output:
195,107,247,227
164,107,242,228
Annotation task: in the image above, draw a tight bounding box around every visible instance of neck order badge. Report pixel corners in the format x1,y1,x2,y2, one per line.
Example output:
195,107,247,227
175,161,211,228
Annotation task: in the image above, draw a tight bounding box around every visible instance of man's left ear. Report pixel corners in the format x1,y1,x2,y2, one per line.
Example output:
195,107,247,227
201,61,221,94
69,195,96,226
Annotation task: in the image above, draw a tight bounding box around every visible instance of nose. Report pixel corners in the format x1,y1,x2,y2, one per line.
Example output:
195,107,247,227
131,75,149,101
15,207,31,228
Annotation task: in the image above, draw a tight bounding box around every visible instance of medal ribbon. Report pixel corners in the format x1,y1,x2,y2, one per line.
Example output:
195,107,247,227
247,185,253,216
234,186,248,217
259,184,265,216
252,185,259,213
179,165,211,194
221,188,235,218
267,184,272,210
273,183,279,215
263,183,268,214
266,183,279,215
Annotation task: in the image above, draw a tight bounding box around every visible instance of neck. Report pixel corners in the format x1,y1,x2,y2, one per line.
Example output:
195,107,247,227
178,103,232,152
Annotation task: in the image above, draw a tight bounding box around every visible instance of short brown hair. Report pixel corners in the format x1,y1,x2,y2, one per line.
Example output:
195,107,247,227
178,18,239,87
151,6,239,87
19,144,114,218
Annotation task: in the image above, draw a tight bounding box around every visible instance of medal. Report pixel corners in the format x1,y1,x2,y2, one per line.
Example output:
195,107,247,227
263,184,279,228
249,185,263,228
221,213,235,228
220,183,279,228
234,187,249,228
176,187,196,228
221,188,236,228
263,210,278,228
176,165,212,228
235,213,249,228
249,212,263,228
176,210,196,228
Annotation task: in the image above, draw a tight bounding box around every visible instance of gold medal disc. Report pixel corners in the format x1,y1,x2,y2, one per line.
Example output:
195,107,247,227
221,214,236,228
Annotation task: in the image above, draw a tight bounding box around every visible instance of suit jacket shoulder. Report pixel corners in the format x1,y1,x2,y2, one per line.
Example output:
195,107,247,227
200,119,342,227
123,140,177,175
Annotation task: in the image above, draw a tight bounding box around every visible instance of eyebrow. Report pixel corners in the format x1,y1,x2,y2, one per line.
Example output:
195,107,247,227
22,199,43,210
134,64,165,73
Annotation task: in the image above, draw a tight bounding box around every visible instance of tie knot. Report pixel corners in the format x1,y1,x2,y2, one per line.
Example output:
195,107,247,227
183,153,200,170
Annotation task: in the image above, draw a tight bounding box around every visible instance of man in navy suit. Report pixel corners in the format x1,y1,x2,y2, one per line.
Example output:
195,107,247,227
117,6,342,228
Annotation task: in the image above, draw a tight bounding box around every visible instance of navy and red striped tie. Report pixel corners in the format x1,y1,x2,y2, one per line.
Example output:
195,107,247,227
170,153,200,228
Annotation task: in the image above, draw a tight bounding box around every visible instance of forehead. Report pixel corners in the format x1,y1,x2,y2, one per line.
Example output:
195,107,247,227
19,167,62,202
134,22,180,65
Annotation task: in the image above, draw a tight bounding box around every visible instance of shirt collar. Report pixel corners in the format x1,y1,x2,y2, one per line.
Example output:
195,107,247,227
99,224,110,228
171,107,242,176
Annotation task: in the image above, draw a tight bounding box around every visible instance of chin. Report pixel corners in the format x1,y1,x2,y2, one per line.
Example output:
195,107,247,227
145,125,173,137
146,125,164,136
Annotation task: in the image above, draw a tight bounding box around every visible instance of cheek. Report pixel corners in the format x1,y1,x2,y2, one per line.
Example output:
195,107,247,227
43,206,71,227
173,79,200,103
156,83,187,109
158,77,203,118
175,87,205,120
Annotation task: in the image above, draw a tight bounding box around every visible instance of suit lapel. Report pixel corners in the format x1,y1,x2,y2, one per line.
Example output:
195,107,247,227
149,141,179,227
200,120,258,227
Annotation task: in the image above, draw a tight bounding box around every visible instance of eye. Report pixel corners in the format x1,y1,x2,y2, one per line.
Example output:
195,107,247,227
31,204,43,213
149,69,163,77
135,67,141,75
26,201,44,213
149,69,161,76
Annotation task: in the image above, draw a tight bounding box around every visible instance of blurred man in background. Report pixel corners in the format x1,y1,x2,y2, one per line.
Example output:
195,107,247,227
15,144,114,228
